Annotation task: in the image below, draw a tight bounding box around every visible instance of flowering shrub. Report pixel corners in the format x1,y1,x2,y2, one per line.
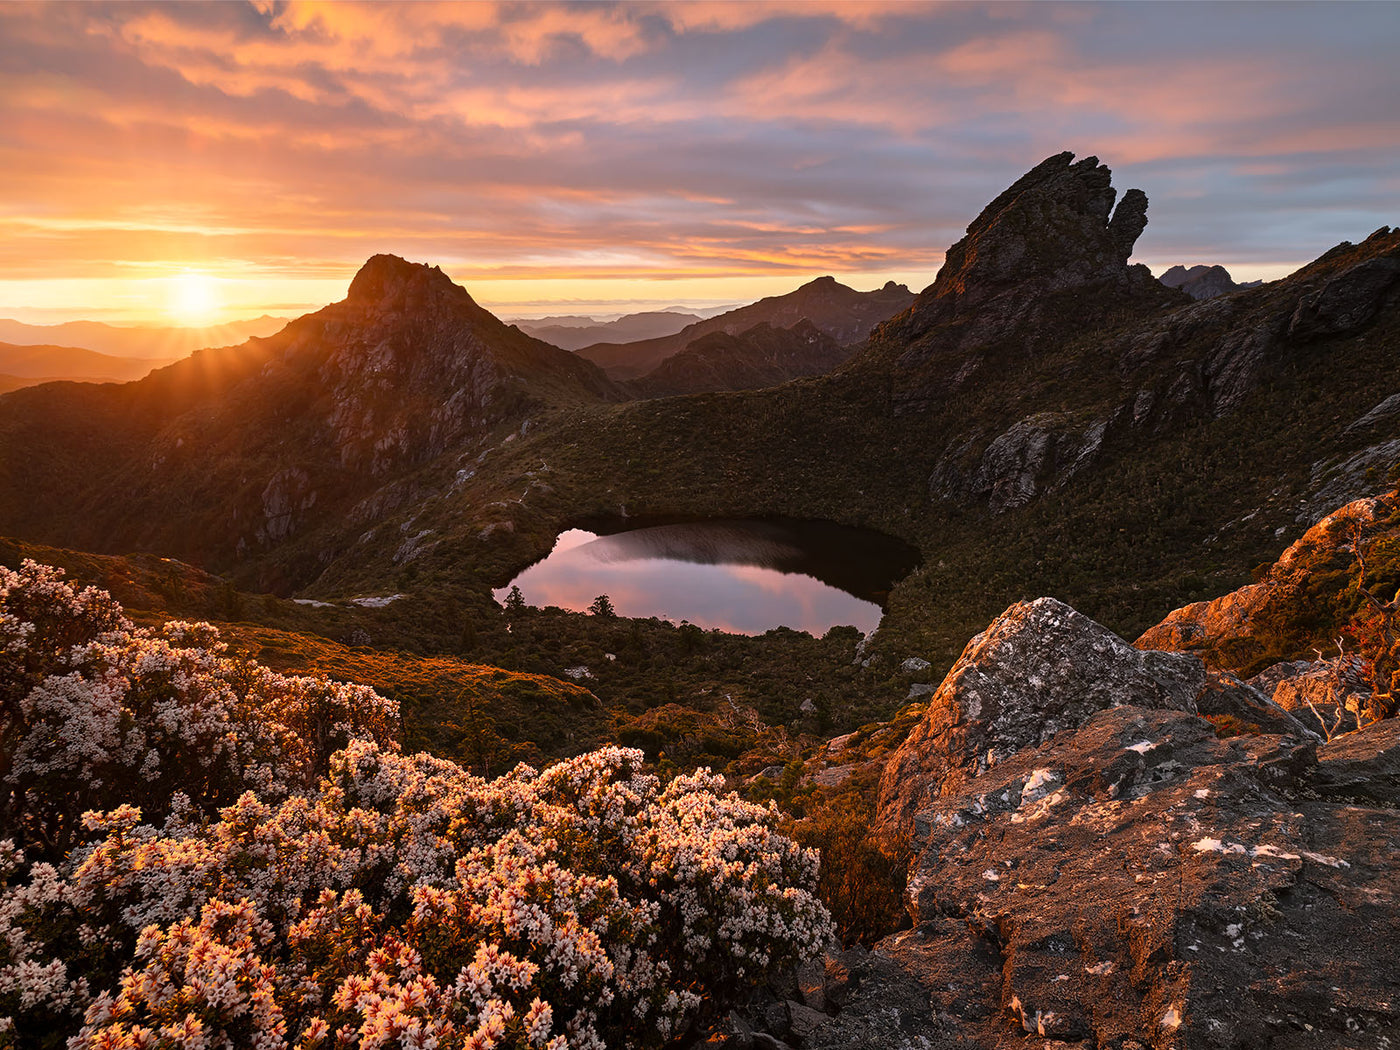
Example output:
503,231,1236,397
1,561,400,858
0,561,833,1047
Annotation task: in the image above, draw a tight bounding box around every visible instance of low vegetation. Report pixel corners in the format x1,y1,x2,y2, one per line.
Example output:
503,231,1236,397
0,561,833,1048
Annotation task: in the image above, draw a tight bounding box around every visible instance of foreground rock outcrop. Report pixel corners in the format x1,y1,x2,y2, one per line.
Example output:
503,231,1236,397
786,597,1400,1050
1137,490,1396,674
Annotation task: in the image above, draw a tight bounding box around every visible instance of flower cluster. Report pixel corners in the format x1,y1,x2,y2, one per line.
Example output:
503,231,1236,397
0,562,833,1047
1,560,400,857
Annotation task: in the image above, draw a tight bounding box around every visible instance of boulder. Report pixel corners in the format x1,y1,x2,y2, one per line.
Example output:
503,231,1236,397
878,597,1205,844
839,600,1400,1049
1309,716,1400,802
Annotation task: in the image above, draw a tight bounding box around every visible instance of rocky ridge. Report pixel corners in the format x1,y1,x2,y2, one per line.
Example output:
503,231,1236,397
912,204,1400,511
869,152,1179,378
576,276,915,380
1159,264,1260,301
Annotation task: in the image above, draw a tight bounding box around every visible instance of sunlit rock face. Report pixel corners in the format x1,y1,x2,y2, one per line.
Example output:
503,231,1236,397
1136,493,1391,664
796,595,1400,1050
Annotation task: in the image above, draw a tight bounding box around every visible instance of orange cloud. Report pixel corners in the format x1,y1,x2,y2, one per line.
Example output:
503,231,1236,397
1,2,1395,323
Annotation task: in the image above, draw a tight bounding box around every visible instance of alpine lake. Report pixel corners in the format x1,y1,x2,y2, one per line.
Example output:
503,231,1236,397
494,518,921,636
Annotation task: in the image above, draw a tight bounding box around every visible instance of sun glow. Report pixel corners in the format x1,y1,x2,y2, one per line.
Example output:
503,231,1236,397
166,271,220,324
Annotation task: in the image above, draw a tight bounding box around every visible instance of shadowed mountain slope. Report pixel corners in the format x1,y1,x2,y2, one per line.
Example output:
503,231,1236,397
630,320,852,398
576,276,914,379
0,255,621,589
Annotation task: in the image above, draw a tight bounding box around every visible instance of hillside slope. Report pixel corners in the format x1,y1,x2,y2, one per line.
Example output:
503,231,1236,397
630,320,851,398
576,276,914,379
0,255,621,589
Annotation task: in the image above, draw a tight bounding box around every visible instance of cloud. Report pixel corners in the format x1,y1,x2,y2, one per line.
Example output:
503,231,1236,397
1,0,1397,319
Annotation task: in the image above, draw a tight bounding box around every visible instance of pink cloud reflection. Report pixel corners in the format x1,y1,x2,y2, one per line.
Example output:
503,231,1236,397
493,536,880,636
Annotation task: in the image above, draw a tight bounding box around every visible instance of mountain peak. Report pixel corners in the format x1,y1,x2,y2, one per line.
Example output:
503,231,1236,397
884,151,1175,350
345,254,475,311
931,151,1150,304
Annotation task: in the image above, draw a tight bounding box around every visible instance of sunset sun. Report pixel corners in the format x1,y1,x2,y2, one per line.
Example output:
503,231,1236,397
166,271,219,324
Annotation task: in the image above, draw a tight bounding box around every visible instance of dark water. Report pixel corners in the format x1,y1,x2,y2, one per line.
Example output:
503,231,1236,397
494,518,920,636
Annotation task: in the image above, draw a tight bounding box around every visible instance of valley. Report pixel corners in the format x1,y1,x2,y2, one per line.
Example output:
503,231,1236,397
3,151,1399,1048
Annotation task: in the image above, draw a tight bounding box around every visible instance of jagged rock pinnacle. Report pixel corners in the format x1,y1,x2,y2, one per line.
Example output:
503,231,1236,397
928,152,1151,306
1108,187,1149,262
880,151,1177,354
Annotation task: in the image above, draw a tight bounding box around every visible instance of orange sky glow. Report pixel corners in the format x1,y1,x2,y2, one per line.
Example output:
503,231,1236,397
2,1,1396,326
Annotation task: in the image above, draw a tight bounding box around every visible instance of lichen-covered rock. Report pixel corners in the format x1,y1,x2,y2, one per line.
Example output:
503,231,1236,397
844,600,1400,1050
877,597,1204,843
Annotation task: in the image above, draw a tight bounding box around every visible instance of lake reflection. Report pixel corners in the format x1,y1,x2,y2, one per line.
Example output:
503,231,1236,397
494,519,919,636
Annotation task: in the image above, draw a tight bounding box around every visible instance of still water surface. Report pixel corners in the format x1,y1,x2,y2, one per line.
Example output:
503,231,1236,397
494,519,919,636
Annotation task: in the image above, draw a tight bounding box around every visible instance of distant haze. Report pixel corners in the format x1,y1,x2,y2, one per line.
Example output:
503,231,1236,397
1,3,1396,323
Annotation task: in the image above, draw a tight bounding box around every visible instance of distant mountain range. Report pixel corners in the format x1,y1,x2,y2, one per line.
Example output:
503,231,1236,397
515,311,704,351
574,277,916,379
0,341,180,392
1159,263,1263,300
0,315,289,359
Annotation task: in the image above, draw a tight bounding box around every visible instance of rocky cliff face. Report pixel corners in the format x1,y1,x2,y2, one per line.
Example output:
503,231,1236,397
887,155,1400,513
769,595,1400,1050
870,152,1179,371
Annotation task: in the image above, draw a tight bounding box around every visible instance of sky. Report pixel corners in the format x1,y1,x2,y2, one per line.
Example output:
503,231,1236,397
1,0,1397,326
